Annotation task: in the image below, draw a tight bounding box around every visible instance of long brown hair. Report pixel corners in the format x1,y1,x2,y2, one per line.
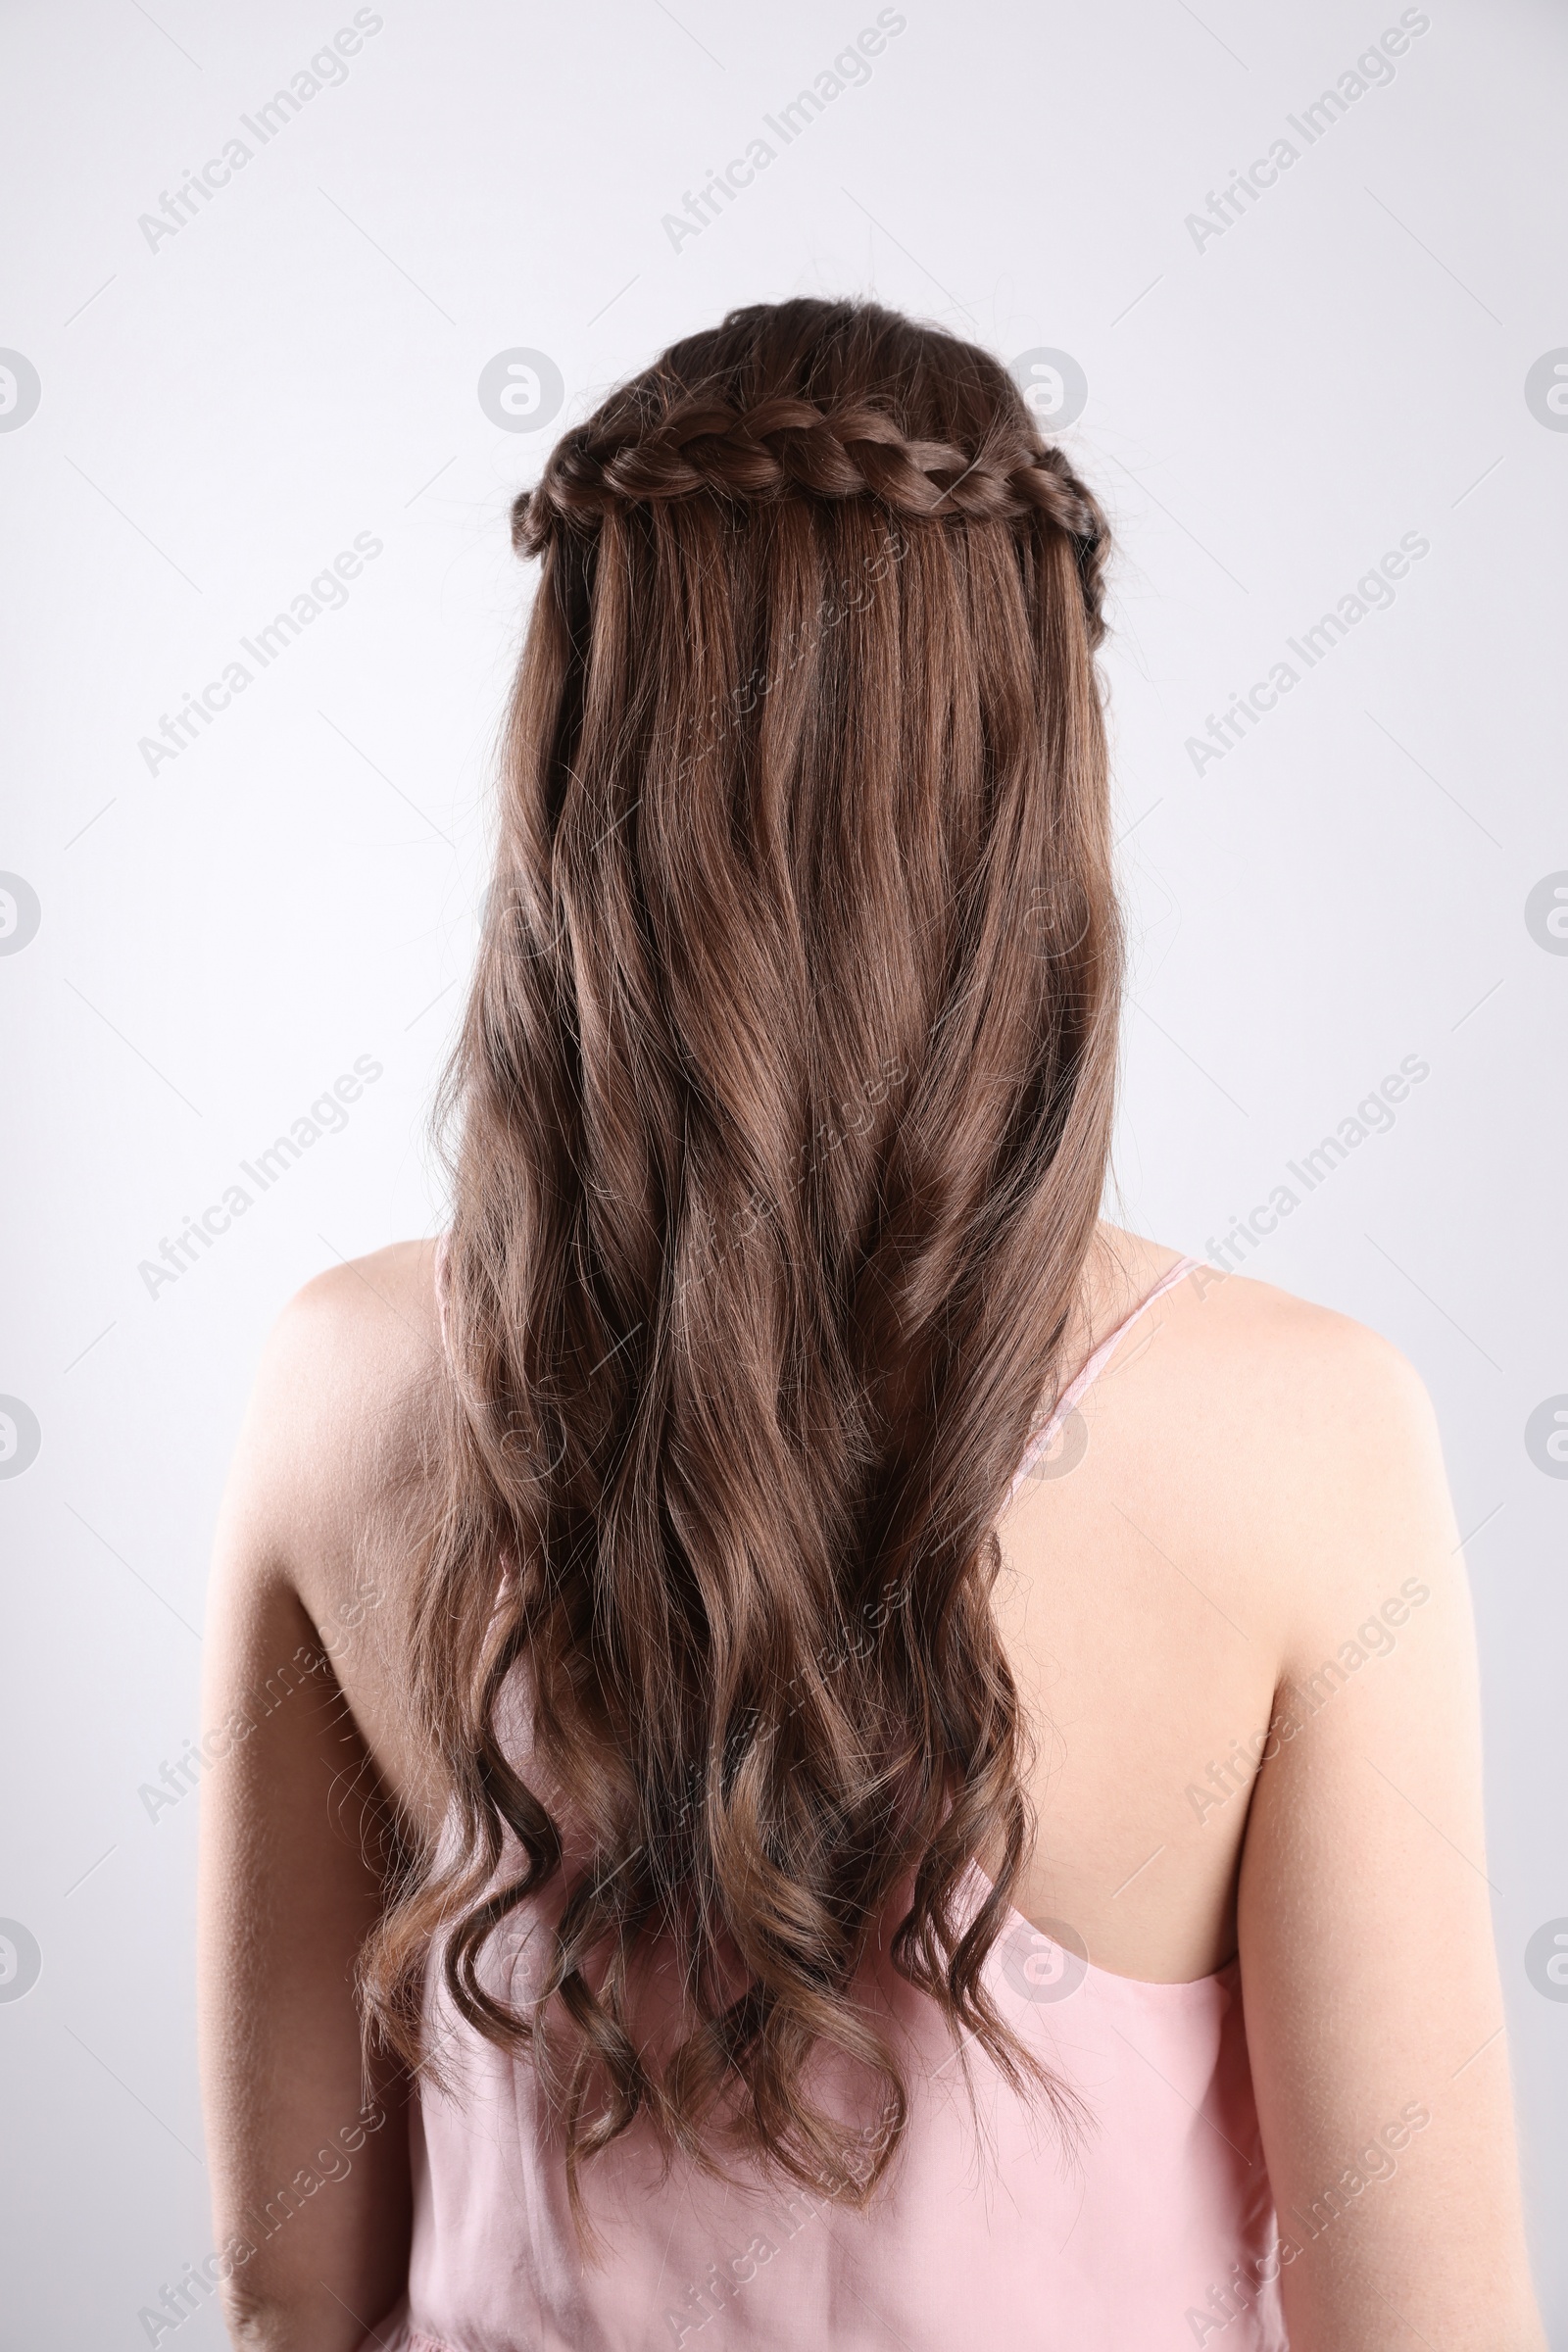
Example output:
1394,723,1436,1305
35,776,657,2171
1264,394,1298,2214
363,296,1120,2241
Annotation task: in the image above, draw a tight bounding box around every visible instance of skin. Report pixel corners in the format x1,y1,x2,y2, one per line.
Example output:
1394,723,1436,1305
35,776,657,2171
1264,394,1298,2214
197,1222,1545,2350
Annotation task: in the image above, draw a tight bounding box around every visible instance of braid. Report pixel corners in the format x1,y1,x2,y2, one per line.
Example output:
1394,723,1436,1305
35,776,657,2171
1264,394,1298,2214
513,391,1108,644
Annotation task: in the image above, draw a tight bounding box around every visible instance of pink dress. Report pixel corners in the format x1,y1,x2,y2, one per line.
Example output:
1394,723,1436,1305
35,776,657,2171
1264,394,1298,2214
368,1251,1288,2349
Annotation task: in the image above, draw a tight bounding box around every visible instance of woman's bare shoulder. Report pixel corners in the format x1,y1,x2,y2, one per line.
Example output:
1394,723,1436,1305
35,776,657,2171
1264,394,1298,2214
277,1234,443,1355
1089,1227,1458,1636
1095,1221,1436,1436
216,1238,446,1613
260,1236,443,1409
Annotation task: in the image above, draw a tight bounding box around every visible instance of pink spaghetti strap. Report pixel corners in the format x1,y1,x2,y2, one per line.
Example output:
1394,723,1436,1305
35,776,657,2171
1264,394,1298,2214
1005,1252,1204,1502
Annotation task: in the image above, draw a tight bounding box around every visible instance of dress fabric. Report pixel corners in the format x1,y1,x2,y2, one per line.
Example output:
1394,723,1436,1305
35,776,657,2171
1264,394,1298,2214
364,1249,1288,2350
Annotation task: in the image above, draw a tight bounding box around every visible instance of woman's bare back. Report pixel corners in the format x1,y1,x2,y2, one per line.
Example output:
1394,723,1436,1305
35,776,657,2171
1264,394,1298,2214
200,1222,1542,2346
259,1226,1440,1979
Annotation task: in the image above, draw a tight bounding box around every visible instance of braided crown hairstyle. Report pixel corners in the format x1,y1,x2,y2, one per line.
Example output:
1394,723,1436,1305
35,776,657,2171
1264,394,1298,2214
513,324,1106,634
364,297,1122,2248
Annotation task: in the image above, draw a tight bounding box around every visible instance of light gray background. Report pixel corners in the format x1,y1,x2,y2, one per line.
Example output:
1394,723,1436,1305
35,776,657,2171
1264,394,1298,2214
2,0,1564,2340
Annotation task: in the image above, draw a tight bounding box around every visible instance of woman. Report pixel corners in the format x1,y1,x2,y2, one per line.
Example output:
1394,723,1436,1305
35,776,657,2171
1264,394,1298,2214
196,298,1544,2350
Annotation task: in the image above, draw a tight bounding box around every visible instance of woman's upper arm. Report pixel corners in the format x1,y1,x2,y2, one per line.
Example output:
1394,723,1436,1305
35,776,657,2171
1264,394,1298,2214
197,1277,413,2352
1236,1323,1544,2347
